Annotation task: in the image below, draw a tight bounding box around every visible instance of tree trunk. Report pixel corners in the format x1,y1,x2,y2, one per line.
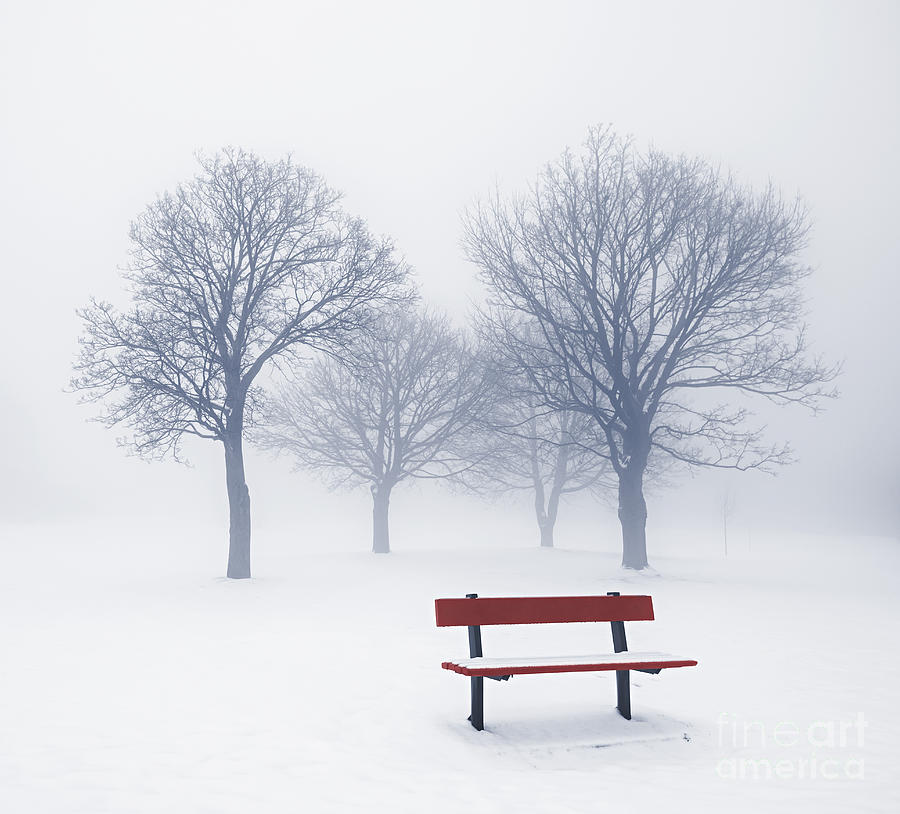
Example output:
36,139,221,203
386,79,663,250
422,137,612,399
530,409,568,548
372,484,391,554
539,521,555,548
537,479,565,548
224,429,251,579
533,479,551,548
617,465,648,570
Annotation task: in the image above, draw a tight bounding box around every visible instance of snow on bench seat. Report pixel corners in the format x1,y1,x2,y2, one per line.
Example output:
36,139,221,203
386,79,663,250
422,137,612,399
441,651,698,677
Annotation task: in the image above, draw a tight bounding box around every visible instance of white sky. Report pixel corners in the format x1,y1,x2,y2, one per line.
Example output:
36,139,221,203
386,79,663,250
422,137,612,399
1,0,897,541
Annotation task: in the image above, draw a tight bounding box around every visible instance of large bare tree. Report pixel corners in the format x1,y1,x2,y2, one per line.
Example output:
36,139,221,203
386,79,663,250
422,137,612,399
73,149,409,578
258,309,492,553
464,127,838,569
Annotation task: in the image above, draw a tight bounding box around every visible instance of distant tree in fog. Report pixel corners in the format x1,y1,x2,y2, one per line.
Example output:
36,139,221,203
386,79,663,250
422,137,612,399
463,335,615,546
465,126,839,570
477,400,614,548
72,149,409,578
257,309,492,554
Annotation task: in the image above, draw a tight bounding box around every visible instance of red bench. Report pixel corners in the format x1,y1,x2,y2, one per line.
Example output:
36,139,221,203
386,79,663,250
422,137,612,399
435,592,697,731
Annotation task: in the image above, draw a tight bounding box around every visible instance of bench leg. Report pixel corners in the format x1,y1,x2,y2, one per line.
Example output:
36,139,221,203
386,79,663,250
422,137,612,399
616,669,631,720
468,676,484,731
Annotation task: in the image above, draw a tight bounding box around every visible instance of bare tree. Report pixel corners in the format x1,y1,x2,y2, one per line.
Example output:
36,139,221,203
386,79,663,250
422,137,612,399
478,399,613,547
72,149,409,578
257,309,492,553
467,318,614,547
464,126,838,569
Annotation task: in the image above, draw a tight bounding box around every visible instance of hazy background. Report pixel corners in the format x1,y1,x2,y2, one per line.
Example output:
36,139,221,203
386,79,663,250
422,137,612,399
1,0,897,558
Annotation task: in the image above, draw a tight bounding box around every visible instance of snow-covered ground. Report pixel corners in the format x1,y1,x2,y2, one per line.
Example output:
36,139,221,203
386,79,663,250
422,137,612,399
1,521,897,813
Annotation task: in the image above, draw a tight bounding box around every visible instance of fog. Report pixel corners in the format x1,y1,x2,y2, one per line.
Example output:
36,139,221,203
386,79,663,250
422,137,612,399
1,0,898,548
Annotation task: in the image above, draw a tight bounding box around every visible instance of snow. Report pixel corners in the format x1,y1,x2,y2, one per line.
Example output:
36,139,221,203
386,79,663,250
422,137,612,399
0,521,897,813
443,652,696,673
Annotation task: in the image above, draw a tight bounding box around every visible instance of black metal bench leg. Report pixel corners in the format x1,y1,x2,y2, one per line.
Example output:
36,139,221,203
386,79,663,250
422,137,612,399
606,592,632,720
616,669,631,720
468,676,484,730
464,596,486,731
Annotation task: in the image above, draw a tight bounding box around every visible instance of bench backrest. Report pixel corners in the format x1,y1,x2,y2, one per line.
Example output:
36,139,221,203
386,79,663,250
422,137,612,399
434,595,655,627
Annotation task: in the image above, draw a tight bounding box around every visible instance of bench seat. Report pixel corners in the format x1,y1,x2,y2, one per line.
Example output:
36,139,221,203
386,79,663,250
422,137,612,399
442,651,698,677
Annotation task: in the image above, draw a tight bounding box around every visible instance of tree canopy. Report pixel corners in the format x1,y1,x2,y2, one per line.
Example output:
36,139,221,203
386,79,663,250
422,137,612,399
465,126,838,567
74,148,410,576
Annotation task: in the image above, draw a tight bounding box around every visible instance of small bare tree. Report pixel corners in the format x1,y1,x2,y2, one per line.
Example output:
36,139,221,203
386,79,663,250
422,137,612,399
465,126,838,569
477,398,614,547
468,318,614,547
73,149,409,578
258,309,492,553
